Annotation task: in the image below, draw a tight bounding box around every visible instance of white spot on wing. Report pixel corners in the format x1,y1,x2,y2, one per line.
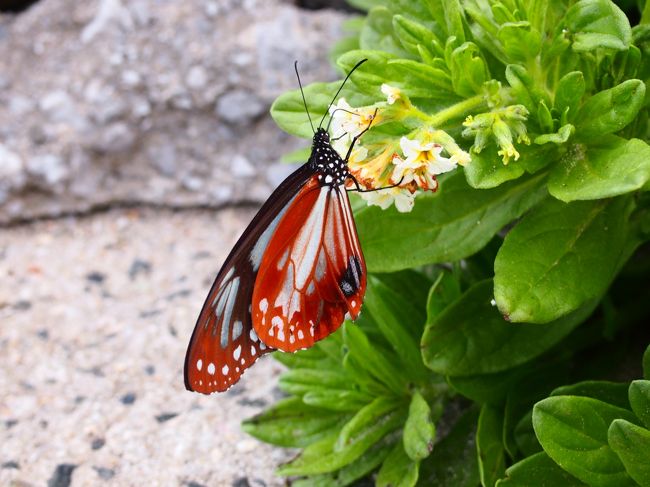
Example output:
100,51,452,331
207,363,216,375
196,359,203,371
277,248,289,270
272,316,283,330
233,345,242,361
222,365,229,375
249,328,258,342
251,346,257,355
232,320,243,341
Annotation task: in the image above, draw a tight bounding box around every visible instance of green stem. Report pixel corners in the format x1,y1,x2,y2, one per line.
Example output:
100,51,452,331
427,94,487,127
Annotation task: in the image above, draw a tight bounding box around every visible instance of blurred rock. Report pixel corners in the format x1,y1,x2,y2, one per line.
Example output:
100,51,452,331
0,0,348,224
216,90,266,125
26,154,69,187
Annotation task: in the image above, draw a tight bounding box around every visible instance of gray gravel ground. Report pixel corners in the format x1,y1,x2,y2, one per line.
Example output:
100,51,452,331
0,208,291,486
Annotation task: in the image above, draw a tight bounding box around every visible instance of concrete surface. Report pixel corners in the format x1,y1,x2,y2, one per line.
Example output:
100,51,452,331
0,208,292,486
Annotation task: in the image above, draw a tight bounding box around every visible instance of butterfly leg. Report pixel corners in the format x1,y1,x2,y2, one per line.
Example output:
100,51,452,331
346,174,405,193
343,108,379,163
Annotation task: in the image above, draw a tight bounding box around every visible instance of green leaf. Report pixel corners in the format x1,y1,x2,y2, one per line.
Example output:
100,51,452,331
503,362,573,457
449,368,528,404
418,406,480,486
494,197,632,323
393,15,443,59
552,381,631,409
555,71,586,121
387,58,455,95
629,380,650,429
464,146,525,189
608,419,650,486
534,124,575,145
242,397,347,448
537,100,554,134
477,404,506,487
377,441,420,487
280,146,311,164
355,171,547,273
279,407,405,476
302,389,375,412
363,275,429,380
548,137,650,202
292,439,393,487
450,42,489,97
496,452,588,486
498,22,541,63
361,7,411,58
346,0,389,10
271,81,375,139
426,270,462,320
442,0,466,43
422,280,596,376
274,345,334,369
343,324,410,395
278,369,356,396
575,79,646,139
562,0,632,52
533,396,638,486
513,410,543,457
337,50,455,99
336,396,403,451
403,391,436,461
505,64,550,109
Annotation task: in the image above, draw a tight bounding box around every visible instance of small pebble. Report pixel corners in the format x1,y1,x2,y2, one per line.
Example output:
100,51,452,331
93,466,115,480
120,392,137,405
237,398,267,408
128,259,152,280
1,461,20,469
233,478,251,487
85,271,106,284
91,438,105,450
155,412,178,423
47,464,76,487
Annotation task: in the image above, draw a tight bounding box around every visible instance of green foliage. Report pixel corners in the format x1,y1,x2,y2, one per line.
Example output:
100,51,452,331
244,0,650,485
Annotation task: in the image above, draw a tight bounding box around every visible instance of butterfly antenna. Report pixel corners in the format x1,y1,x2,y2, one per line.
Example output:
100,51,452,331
294,61,316,134
318,58,368,130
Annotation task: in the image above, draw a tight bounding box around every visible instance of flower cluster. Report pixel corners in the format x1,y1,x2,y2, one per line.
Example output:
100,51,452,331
327,86,471,213
462,105,530,164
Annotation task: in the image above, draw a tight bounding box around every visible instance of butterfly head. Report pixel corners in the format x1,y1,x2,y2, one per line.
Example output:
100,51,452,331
313,128,330,144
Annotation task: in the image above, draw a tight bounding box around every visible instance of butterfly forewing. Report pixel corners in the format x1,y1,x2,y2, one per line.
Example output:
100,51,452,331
251,176,367,352
184,165,314,393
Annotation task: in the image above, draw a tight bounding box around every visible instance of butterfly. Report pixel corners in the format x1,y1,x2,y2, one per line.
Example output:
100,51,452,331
184,59,388,394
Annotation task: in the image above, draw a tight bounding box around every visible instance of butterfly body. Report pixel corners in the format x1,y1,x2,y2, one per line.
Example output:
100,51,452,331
184,128,366,394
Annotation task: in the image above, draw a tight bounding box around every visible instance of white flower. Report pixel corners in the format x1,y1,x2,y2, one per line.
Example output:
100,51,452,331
391,136,456,191
450,150,472,167
400,136,457,175
332,137,368,164
328,98,378,140
381,84,401,105
360,187,417,213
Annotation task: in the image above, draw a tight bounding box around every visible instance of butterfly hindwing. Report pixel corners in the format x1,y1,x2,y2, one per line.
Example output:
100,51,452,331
184,165,314,393
251,176,367,352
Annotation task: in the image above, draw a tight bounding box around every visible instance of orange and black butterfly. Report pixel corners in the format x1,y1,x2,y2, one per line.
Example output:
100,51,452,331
184,60,389,393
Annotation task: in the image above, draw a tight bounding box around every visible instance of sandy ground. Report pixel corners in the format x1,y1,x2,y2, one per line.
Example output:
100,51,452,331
0,208,291,487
